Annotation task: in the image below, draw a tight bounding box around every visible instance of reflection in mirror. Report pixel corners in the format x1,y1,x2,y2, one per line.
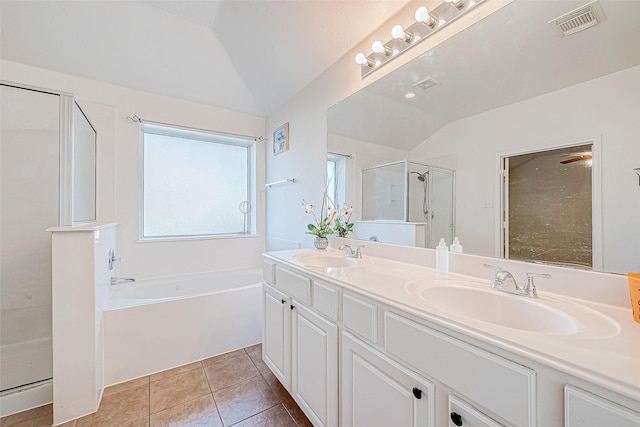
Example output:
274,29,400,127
502,143,593,268
359,160,455,248
327,1,640,274
72,102,97,224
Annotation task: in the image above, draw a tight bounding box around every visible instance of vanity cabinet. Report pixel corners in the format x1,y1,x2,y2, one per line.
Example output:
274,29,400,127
262,263,339,427
262,255,640,427
342,292,513,427
342,331,435,427
384,311,535,427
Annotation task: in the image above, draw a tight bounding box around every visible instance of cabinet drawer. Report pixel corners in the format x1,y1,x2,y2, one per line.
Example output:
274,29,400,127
263,261,275,285
343,293,378,344
384,312,535,427
274,266,311,304
565,385,640,427
313,280,339,321
449,395,503,427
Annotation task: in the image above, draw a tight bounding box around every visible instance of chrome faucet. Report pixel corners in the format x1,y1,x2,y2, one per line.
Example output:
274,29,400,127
110,277,136,286
483,264,550,298
523,272,551,298
339,244,364,259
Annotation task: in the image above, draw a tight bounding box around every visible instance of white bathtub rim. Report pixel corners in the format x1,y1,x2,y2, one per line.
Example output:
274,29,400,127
117,266,262,285
106,267,262,311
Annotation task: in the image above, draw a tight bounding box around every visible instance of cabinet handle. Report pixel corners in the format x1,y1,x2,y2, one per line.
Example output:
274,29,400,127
412,387,422,399
291,305,296,310
281,299,286,304
450,412,463,426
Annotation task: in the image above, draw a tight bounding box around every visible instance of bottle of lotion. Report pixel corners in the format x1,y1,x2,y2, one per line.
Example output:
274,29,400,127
435,238,449,273
450,237,463,253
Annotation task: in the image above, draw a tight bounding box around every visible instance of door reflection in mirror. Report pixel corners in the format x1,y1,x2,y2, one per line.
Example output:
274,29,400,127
502,144,593,268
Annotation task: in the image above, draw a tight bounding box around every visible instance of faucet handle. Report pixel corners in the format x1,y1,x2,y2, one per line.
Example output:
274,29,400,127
483,264,505,290
355,245,365,258
523,272,551,298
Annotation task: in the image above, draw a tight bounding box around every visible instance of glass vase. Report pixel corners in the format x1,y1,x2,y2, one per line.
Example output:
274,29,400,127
314,237,329,250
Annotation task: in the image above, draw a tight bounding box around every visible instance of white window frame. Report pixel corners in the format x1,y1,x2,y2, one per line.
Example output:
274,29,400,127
327,154,347,209
139,122,256,241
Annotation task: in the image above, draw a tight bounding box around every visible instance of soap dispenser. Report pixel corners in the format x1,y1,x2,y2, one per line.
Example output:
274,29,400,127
435,238,449,273
450,237,463,253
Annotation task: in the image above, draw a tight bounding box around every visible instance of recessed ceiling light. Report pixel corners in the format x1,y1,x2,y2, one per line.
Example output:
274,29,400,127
404,92,416,99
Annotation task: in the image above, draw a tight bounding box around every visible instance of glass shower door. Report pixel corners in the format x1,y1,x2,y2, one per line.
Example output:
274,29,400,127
0,84,59,392
429,168,455,248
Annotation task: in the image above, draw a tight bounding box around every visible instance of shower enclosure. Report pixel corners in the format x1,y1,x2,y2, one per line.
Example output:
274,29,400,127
361,160,455,248
0,82,96,414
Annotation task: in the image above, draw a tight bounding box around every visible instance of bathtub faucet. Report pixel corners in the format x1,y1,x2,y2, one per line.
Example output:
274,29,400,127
110,277,136,286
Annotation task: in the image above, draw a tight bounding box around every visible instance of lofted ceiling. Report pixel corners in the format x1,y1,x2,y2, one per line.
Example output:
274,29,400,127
0,0,410,117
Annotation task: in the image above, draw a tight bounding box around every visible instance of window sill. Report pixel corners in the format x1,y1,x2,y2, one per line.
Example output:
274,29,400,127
136,234,260,244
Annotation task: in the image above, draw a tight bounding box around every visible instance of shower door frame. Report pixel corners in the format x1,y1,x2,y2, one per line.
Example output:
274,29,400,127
0,81,97,415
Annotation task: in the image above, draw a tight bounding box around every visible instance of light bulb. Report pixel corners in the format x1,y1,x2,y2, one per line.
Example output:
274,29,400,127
391,25,411,43
415,6,437,27
415,6,429,22
391,24,405,39
355,53,374,67
372,40,392,56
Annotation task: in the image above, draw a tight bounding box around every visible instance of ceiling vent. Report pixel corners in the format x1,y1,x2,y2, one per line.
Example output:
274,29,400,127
549,0,606,37
412,78,440,91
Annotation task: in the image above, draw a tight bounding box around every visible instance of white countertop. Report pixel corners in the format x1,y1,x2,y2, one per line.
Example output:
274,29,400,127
264,248,640,403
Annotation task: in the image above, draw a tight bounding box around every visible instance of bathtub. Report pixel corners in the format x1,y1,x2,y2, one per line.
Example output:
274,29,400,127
103,268,262,386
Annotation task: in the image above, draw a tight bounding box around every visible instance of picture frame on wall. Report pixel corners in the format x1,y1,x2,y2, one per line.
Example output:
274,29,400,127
273,122,289,155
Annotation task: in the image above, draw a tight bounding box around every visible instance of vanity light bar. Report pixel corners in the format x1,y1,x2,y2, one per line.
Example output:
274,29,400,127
355,0,485,78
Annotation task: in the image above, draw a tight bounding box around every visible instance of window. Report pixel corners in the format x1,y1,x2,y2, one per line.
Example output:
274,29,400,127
327,154,346,209
141,123,254,239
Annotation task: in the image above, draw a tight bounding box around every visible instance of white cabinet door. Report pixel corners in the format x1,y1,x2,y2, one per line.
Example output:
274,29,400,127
342,332,435,427
262,283,291,390
292,301,339,427
565,385,640,427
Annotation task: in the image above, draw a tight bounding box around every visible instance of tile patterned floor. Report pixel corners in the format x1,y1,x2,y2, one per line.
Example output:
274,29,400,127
0,344,313,427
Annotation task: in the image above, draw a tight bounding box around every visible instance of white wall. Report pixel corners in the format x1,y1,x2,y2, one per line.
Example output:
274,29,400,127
410,66,640,274
265,1,510,250
1,60,267,279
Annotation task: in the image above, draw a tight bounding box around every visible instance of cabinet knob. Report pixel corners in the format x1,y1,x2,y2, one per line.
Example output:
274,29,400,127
450,412,463,426
281,299,286,304
291,305,296,310
412,387,422,399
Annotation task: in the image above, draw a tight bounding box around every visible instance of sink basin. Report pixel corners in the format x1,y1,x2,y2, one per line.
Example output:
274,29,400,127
405,281,620,337
420,286,579,334
294,252,358,268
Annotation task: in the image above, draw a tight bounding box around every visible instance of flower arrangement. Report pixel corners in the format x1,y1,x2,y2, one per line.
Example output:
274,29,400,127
303,197,334,238
333,204,354,237
303,195,354,238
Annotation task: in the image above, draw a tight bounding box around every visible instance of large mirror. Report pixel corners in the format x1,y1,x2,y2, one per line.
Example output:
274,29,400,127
328,0,640,275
